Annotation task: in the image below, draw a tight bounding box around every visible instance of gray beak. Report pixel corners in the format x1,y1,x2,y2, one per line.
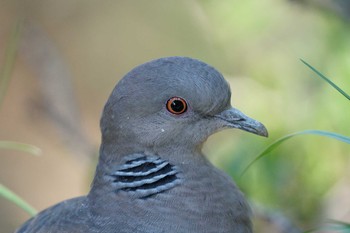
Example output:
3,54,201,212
215,108,268,137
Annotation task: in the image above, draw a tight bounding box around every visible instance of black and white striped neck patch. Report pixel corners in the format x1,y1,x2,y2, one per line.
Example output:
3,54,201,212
111,154,182,199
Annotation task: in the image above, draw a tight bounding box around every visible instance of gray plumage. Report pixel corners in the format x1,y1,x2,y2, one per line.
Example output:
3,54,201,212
16,57,268,233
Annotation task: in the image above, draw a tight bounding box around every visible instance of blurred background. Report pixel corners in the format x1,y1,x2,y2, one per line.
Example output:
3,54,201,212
1,0,350,232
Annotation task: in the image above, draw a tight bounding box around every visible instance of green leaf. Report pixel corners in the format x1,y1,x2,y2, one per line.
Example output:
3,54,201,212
0,19,23,107
304,220,350,233
0,183,37,216
0,141,41,156
300,59,350,101
241,130,350,176
328,220,350,232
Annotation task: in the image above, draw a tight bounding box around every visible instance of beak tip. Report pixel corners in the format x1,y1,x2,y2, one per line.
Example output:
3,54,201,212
253,122,268,137
260,127,269,137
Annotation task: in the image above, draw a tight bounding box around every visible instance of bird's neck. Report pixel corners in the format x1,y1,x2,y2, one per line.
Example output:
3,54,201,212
90,144,209,198
96,138,204,166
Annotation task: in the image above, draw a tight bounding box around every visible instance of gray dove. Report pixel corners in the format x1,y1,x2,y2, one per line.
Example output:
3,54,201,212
16,56,268,233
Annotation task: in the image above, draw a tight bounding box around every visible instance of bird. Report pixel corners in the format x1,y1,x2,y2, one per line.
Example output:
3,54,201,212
15,56,268,233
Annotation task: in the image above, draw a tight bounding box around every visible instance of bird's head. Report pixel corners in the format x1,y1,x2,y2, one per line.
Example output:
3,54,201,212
101,57,267,155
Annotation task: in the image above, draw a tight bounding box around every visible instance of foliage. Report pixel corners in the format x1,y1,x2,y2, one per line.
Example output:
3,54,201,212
0,19,38,217
238,59,350,228
0,184,37,216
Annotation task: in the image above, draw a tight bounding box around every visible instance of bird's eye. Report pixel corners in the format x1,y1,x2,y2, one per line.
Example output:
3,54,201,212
166,97,187,115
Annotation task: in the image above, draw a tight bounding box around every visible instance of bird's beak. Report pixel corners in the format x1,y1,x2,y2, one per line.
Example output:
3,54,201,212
215,108,268,137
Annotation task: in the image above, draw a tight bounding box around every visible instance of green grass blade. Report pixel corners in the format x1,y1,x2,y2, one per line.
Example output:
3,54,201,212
0,183,37,216
301,59,350,101
0,141,41,156
328,220,350,232
241,130,350,176
304,220,350,233
0,19,23,107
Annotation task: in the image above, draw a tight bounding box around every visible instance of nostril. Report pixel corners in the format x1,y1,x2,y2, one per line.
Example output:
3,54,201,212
231,117,245,122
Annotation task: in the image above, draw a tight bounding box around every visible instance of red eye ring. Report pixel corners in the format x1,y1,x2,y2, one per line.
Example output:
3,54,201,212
166,97,187,115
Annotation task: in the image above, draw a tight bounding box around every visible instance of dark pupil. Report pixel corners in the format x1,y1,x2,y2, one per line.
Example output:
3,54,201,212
171,100,184,112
